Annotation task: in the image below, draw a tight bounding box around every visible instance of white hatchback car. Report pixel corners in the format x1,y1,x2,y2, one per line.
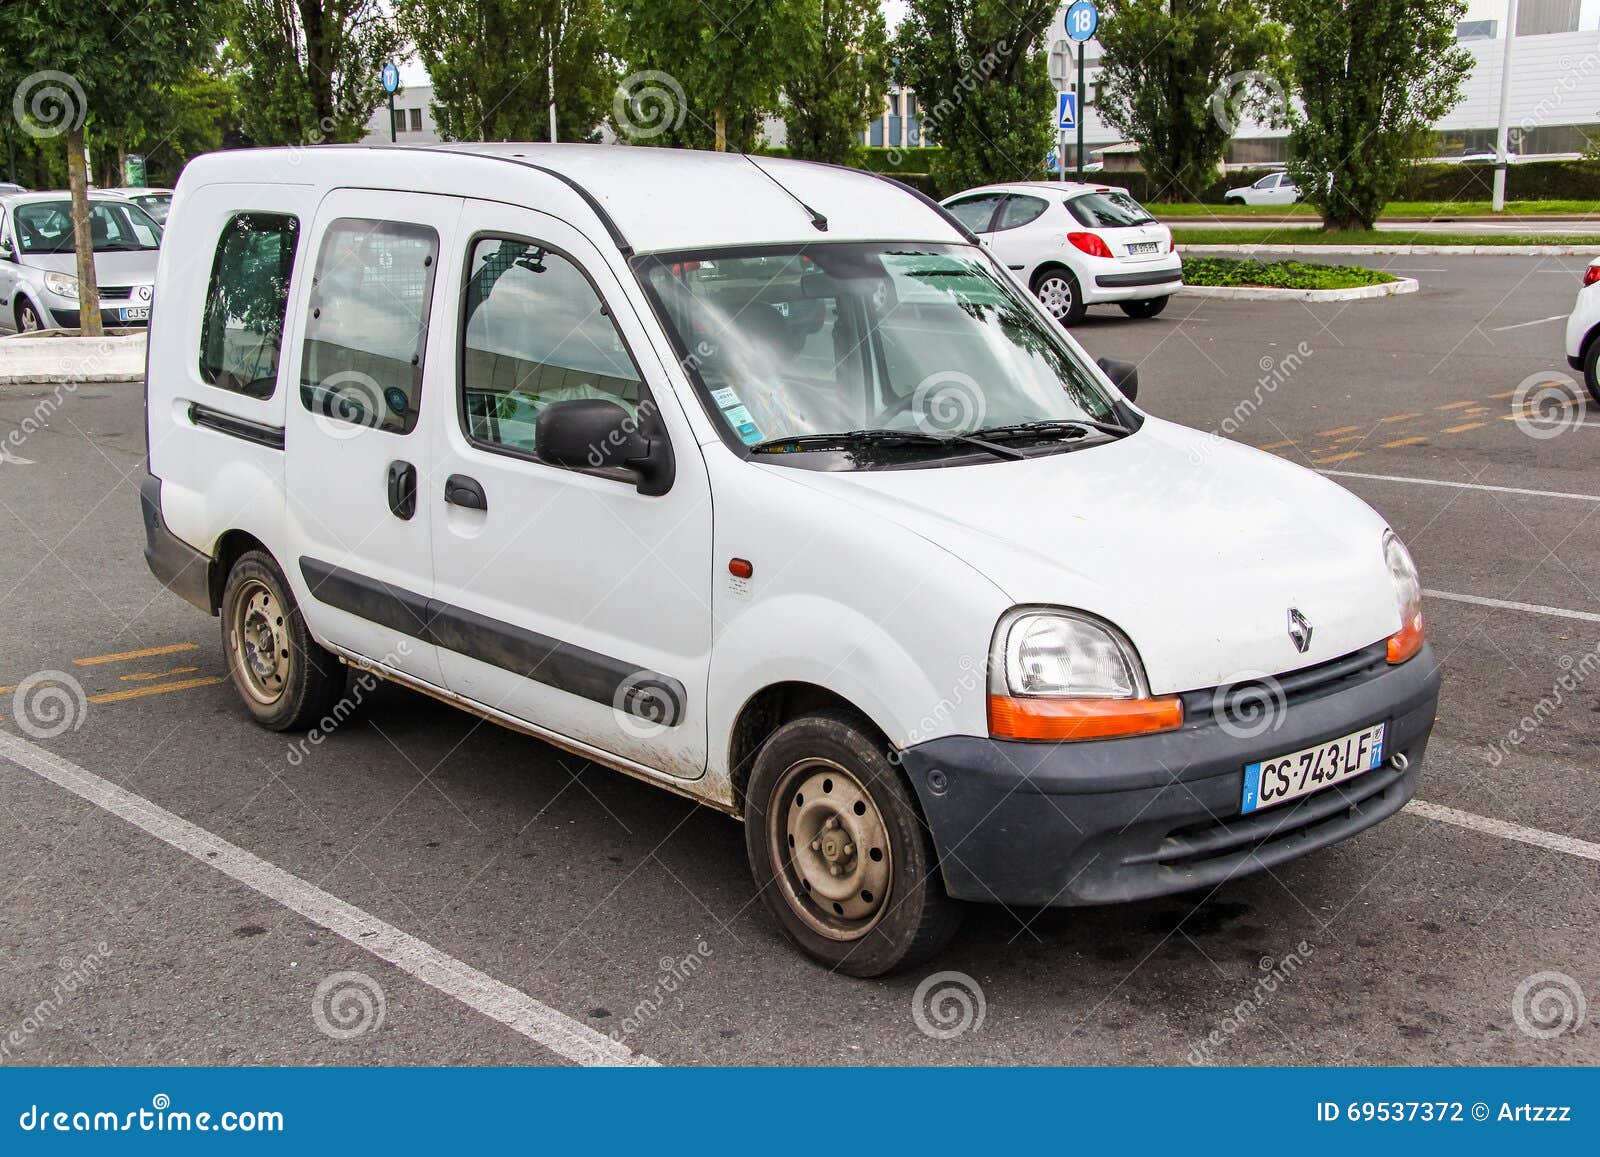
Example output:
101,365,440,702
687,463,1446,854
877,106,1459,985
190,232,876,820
1564,258,1600,402
941,182,1182,325
142,144,1439,975
1225,172,1301,206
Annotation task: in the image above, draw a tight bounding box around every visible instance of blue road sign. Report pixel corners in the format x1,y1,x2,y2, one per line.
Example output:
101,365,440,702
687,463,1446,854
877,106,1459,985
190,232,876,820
381,62,401,94
1057,92,1078,131
1065,0,1099,42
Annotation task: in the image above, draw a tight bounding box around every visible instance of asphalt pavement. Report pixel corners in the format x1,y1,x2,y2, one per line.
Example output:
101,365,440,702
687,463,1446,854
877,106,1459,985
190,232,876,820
1,251,1597,1066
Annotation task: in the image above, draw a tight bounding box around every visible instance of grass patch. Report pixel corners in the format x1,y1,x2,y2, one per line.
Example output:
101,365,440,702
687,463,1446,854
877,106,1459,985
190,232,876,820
1155,200,1600,218
1171,227,1599,247
1183,257,1396,291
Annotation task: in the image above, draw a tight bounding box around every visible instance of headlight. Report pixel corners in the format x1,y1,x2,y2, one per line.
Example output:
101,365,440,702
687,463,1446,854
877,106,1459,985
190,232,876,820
987,609,1182,742
1383,530,1425,664
43,272,77,299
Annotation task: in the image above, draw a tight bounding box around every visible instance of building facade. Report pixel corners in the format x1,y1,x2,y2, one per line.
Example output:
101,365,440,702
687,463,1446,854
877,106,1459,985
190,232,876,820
360,84,442,146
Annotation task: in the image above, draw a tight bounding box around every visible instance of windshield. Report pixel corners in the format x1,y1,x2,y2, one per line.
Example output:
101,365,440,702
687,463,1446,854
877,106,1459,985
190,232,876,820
638,244,1119,459
13,200,163,254
131,194,172,223
1067,191,1155,228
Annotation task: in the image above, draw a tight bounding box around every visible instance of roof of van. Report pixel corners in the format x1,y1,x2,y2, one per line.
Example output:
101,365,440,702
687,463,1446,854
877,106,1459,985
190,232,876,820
177,143,967,255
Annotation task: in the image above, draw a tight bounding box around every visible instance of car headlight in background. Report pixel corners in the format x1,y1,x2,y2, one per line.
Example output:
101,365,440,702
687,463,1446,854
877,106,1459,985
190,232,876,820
988,608,1183,742
1383,530,1425,664
42,271,77,299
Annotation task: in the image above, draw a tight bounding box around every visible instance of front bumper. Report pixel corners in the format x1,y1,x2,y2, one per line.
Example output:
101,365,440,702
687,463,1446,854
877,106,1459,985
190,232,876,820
41,302,152,330
897,643,1441,907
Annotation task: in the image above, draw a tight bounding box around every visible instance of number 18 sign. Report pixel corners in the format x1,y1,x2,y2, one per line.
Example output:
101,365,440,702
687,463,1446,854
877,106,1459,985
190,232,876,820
1065,0,1098,42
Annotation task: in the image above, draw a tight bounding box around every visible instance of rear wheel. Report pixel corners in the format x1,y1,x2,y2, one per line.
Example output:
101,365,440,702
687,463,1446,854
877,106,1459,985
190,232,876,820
744,710,963,977
1119,296,1170,319
1584,340,1600,406
1032,267,1086,326
15,298,42,333
221,550,345,731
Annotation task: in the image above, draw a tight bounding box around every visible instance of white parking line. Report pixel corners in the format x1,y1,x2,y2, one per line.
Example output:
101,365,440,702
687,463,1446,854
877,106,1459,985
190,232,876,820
1489,314,1567,332
0,729,656,1068
1320,469,1600,502
1423,588,1600,623
1407,799,1600,863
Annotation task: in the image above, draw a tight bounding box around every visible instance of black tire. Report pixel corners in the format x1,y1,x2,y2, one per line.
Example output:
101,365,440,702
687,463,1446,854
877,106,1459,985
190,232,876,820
1032,266,1087,326
1584,340,1600,407
220,550,345,731
1119,296,1170,319
15,298,43,333
743,709,963,977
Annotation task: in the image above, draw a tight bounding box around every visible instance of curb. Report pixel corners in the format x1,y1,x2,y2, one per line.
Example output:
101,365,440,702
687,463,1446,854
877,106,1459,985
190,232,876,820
1177,277,1419,302
1179,243,1600,256
0,332,146,386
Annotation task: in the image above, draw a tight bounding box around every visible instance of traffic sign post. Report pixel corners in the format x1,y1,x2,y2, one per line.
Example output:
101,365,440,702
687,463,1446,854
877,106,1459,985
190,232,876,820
381,62,401,143
1056,93,1079,183
1064,2,1098,181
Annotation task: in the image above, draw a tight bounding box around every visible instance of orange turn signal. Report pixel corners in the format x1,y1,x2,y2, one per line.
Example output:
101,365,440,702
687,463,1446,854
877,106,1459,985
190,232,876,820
1387,612,1425,665
988,694,1183,742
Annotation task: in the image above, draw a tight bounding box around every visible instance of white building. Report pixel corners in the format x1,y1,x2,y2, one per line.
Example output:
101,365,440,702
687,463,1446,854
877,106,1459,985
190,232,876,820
360,84,442,145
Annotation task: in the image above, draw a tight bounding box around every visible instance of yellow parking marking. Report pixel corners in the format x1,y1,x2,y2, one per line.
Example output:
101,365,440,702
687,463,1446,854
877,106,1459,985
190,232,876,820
1441,421,1486,435
1436,400,1476,411
74,643,198,667
1313,451,1365,464
88,677,224,705
120,666,199,683
1334,434,1365,444
1381,412,1422,423
1488,390,1518,399
1259,439,1298,450
1316,425,1360,437
1382,437,1430,449
1462,406,1490,415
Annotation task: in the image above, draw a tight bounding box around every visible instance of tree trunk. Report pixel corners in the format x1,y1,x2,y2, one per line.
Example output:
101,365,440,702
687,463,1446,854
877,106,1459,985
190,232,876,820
715,108,727,152
65,128,102,337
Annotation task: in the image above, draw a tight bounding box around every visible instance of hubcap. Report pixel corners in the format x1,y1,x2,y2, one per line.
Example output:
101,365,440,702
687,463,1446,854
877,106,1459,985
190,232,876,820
19,306,39,332
230,579,289,705
1037,277,1074,319
769,758,893,941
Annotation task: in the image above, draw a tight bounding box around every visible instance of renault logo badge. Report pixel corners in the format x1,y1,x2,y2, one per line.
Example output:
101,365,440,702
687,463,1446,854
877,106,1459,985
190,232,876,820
1288,608,1313,654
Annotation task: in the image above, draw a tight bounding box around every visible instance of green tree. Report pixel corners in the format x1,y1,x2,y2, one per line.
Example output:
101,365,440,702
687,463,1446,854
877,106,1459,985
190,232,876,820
614,0,804,151
894,0,1057,193
5,0,224,334
1096,0,1287,201
396,0,614,142
1275,0,1472,230
782,0,890,165
230,0,403,147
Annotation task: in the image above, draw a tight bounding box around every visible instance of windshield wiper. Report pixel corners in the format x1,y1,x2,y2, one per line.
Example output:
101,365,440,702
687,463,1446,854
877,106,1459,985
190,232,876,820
750,429,1025,461
971,418,1131,442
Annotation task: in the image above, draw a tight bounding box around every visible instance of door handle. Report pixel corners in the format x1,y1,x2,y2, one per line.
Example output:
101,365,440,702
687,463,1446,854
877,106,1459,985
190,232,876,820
386,459,417,520
444,473,487,511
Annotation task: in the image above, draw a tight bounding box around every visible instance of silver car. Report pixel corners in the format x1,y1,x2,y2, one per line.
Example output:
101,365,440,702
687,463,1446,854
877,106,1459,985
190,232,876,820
0,192,162,332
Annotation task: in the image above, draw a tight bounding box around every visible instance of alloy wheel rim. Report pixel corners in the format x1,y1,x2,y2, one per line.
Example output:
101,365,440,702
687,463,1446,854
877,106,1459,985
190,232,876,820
769,758,893,941
230,579,289,705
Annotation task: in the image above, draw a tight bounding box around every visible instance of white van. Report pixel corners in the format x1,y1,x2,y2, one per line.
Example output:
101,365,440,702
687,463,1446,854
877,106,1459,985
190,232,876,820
142,144,1440,976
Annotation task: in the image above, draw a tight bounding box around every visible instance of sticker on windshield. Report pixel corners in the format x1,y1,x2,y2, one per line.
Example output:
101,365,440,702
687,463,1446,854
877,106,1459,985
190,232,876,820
711,386,741,409
725,405,763,444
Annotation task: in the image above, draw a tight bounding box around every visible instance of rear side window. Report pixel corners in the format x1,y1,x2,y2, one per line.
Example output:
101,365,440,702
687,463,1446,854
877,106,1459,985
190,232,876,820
199,213,300,399
1066,191,1156,228
461,237,641,454
995,195,1048,231
944,194,1003,232
300,218,438,435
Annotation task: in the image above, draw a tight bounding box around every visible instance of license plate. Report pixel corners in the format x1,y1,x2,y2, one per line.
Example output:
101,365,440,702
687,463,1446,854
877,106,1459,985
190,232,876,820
1128,242,1160,255
118,306,150,321
1241,722,1387,814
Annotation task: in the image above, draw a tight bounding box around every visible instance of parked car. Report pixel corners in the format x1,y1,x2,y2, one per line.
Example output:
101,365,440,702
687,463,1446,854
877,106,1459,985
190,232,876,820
142,145,1439,975
941,181,1182,325
0,182,25,196
1564,258,1600,403
104,186,175,223
0,192,162,332
1225,171,1300,206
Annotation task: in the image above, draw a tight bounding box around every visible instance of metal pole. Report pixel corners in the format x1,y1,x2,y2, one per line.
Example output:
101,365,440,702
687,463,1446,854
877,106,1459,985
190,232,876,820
1493,0,1518,212
548,55,558,142
388,93,396,143
1076,42,1086,181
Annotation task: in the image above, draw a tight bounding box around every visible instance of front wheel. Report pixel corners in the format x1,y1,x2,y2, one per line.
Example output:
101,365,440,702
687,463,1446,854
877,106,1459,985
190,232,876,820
743,710,963,977
1033,267,1087,326
16,298,43,333
1119,296,1170,319
1584,340,1600,406
221,550,345,731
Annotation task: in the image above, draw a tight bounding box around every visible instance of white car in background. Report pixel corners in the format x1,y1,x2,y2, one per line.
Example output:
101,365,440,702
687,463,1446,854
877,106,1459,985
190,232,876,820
1225,172,1301,206
941,181,1182,325
104,187,175,223
1564,257,1600,403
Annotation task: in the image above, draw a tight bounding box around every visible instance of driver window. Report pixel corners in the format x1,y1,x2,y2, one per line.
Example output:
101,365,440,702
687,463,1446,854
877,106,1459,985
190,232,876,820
300,218,438,434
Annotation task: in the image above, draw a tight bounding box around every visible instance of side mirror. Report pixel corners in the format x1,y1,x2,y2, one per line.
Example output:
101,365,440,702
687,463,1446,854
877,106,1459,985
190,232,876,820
535,398,675,496
1096,356,1139,403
